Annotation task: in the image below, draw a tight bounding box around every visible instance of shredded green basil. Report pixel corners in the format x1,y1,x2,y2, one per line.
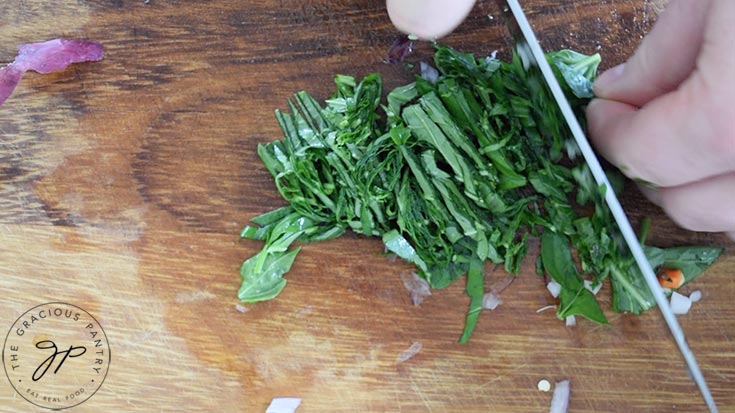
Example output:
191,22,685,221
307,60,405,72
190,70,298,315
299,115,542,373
238,44,722,342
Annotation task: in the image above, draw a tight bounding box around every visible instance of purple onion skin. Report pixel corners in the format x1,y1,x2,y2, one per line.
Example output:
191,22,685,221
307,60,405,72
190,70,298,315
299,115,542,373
386,35,414,64
1,39,104,107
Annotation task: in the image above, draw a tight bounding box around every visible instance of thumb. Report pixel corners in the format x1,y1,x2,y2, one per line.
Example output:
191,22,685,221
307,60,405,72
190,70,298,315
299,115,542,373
593,0,710,107
386,0,476,40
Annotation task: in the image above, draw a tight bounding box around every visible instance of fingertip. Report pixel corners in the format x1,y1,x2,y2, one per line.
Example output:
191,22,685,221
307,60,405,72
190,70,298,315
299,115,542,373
592,63,625,98
585,98,611,155
585,98,637,156
386,0,476,40
590,0,708,106
585,98,663,185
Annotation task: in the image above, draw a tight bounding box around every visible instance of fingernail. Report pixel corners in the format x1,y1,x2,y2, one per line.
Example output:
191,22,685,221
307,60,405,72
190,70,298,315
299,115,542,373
594,63,625,95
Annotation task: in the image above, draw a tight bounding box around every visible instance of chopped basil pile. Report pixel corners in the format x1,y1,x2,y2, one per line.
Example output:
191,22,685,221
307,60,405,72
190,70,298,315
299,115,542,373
238,44,722,342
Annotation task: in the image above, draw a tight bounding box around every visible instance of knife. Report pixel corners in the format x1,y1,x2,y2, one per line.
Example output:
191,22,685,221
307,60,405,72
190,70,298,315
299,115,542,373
496,1,718,411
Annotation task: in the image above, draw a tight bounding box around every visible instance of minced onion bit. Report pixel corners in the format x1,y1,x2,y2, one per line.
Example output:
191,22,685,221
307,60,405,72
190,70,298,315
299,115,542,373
546,280,562,298
419,61,440,84
670,291,692,315
482,291,503,310
536,305,557,313
583,279,602,295
266,398,302,413
395,342,423,364
537,379,552,392
549,380,571,413
400,272,432,306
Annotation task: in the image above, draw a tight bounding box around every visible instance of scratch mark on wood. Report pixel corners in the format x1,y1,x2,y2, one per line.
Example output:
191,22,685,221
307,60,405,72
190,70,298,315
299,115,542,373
409,373,434,412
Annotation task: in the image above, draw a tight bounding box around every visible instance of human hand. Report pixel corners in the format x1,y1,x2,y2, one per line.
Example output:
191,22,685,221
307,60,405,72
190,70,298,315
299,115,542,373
586,0,735,238
386,0,476,40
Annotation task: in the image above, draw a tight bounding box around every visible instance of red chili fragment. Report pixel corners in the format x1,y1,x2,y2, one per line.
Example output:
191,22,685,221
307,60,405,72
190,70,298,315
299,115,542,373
0,39,104,107
657,267,684,289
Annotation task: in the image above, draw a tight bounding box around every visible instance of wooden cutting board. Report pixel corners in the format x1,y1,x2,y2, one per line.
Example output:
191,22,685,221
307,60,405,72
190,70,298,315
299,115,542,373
1,1,733,412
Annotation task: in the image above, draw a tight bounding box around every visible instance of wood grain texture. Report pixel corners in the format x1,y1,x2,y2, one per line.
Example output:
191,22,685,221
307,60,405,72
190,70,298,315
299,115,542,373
1,0,733,412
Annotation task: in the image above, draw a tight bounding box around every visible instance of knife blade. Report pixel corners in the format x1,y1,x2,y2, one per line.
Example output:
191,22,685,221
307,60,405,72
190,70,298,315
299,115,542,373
497,1,718,411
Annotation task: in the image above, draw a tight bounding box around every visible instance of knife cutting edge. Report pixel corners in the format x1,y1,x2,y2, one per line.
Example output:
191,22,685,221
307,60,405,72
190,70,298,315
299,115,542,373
497,1,718,411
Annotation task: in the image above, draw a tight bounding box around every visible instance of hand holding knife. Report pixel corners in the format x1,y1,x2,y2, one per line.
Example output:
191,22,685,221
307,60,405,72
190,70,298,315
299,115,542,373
387,0,721,410
497,1,717,411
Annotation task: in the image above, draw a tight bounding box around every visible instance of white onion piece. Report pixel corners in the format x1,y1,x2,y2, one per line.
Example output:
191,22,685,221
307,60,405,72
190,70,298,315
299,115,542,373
565,315,576,327
537,379,552,392
395,342,423,364
266,397,302,413
583,279,602,295
689,290,703,303
547,280,562,298
482,292,503,310
400,272,432,306
536,305,557,313
549,380,571,413
419,61,439,84
670,291,692,315
516,42,533,70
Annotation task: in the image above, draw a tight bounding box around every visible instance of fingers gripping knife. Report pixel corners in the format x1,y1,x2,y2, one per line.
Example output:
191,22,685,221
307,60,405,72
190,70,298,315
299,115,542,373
496,1,718,411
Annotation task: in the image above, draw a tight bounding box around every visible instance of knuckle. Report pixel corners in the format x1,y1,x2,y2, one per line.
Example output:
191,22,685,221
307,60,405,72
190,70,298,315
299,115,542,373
694,69,735,169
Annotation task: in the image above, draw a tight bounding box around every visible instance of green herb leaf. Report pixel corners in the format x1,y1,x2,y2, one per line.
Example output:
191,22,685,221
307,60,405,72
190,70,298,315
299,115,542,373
541,231,608,324
382,229,429,274
459,256,485,344
239,247,300,302
645,245,723,281
612,245,723,313
548,50,601,99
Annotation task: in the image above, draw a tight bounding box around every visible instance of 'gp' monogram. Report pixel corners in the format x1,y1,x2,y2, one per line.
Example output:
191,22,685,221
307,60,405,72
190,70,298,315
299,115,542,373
32,340,87,381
